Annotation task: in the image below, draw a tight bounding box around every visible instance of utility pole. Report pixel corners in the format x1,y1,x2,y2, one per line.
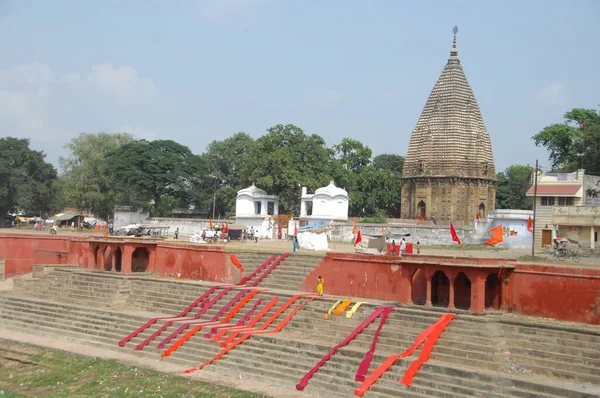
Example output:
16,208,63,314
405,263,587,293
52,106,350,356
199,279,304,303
531,159,539,257
212,192,216,219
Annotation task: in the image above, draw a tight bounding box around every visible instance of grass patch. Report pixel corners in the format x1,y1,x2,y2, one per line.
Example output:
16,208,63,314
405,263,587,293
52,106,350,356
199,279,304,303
426,244,508,251
517,255,549,263
0,342,269,398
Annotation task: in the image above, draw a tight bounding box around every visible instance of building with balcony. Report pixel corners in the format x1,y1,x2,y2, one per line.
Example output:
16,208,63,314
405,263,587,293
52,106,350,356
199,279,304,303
526,169,600,248
234,184,279,239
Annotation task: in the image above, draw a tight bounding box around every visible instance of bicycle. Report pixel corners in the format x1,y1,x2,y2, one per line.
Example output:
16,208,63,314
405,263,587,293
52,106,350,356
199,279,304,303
552,248,580,262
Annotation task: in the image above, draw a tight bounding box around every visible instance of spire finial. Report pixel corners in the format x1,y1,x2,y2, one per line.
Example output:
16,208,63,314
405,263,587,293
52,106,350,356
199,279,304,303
450,25,458,58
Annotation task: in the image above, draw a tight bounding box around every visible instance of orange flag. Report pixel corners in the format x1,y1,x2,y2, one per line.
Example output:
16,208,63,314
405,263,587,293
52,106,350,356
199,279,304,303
209,217,213,229
484,225,504,245
352,218,357,235
354,230,362,246
449,223,461,245
294,222,298,236
527,216,533,232
103,225,108,240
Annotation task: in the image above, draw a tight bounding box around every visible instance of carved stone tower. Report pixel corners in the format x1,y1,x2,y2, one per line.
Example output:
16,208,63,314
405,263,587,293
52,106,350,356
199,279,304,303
401,27,496,222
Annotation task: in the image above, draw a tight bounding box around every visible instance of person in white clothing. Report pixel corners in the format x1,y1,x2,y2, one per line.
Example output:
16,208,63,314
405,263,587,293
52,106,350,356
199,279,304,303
400,238,407,255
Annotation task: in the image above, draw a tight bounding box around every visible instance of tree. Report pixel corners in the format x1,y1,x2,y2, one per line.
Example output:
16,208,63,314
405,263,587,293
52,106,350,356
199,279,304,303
349,166,402,217
333,138,372,173
106,139,209,216
0,138,57,225
245,124,333,213
533,108,600,174
373,154,405,175
58,132,134,219
495,165,535,210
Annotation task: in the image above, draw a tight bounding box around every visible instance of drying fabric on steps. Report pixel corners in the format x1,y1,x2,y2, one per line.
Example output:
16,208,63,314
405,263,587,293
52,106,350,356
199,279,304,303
203,298,263,339
219,293,311,348
246,253,289,287
354,313,453,397
135,286,236,350
401,313,455,386
230,254,245,275
355,306,393,382
332,299,353,316
156,289,261,350
118,285,220,347
346,302,368,318
207,297,279,343
237,255,276,285
296,306,390,391
183,295,316,374
324,299,342,320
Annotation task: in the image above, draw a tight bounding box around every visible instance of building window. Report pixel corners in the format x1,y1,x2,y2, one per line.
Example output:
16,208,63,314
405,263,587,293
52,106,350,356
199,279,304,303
418,161,424,171
558,197,574,206
482,162,488,174
540,197,555,206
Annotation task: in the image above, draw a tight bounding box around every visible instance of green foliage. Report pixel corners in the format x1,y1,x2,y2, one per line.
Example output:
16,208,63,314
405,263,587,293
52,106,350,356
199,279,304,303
246,124,333,213
533,108,600,174
58,132,134,219
359,209,388,224
373,154,405,174
106,139,209,216
0,137,57,224
496,164,535,210
333,137,372,173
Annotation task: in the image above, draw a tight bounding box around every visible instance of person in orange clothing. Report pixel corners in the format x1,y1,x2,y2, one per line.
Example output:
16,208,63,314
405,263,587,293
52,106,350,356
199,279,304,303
316,276,324,296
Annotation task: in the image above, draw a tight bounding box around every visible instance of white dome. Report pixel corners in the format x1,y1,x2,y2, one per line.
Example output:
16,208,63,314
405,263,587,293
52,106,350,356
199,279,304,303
314,181,348,197
237,184,268,197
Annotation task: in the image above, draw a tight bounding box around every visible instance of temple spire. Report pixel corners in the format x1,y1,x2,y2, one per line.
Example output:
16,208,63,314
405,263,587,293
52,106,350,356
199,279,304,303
450,25,458,59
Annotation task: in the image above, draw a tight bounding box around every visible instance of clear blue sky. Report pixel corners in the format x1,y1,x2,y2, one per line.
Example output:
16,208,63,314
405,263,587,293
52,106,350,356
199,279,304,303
1,0,599,173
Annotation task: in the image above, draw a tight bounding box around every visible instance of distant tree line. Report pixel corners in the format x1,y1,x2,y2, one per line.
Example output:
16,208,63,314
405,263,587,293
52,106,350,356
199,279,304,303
2,107,597,226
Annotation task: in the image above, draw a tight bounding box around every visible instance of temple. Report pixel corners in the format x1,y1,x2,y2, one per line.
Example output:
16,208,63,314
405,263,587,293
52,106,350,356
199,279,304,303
401,27,496,222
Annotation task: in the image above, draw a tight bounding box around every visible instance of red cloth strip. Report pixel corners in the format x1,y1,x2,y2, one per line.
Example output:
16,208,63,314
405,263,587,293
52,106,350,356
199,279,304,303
238,255,276,285
204,298,263,339
155,288,258,350
247,253,289,287
354,314,451,397
296,306,389,391
220,292,304,347
184,296,315,374
401,313,455,386
355,306,393,382
208,297,279,343
118,286,220,348
135,286,234,351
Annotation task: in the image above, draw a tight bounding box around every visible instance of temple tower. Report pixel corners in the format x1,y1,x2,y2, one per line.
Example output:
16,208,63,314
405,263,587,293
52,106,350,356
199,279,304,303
401,27,496,223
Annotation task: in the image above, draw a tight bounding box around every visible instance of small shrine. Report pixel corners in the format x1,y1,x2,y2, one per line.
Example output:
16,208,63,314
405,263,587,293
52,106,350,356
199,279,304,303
234,184,279,239
300,181,349,226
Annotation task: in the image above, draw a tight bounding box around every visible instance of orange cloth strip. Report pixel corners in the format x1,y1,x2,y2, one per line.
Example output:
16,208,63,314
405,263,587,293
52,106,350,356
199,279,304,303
220,294,309,347
208,297,279,343
184,296,315,374
354,314,452,397
160,290,261,357
332,299,353,316
401,314,455,386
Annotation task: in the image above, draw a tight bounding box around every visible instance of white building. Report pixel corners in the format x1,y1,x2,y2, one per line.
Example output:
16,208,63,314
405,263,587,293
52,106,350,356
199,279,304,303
526,169,600,248
234,184,279,239
300,181,349,226
113,206,149,229
473,209,533,248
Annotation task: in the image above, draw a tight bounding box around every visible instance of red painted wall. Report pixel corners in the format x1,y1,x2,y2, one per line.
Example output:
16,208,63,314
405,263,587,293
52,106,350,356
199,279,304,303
153,243,233,283
508,264,600,325
300,253,407,301
0,234,72,277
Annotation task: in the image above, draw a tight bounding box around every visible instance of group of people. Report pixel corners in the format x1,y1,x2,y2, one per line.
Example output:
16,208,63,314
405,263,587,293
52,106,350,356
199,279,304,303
389,237,421,255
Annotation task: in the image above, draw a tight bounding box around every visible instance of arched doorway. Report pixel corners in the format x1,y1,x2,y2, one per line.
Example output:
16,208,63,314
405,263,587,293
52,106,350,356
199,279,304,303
411,269,427,305
114,247,122,272
432,271,450,306
485,273,501,309
103,247,113,271
454,272,471,309
417,200,426,219
93,246,100,269
478,203,486,219
132,247,150,272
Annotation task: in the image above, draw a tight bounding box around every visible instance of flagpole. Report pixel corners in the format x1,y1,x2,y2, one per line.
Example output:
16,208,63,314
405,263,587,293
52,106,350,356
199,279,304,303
531,159,539,257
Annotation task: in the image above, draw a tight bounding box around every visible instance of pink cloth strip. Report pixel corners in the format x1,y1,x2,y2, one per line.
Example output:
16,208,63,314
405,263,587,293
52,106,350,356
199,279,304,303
355,306,393,382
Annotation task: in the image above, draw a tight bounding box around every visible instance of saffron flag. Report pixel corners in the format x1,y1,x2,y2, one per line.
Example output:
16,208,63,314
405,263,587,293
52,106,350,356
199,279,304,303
484,225,504,245
449,223,461,245
354,230,362,247
352,218,357,235
103,225,108,240
294,222,298,236
209,217,213,229
527,216,533,233
476,213,480,222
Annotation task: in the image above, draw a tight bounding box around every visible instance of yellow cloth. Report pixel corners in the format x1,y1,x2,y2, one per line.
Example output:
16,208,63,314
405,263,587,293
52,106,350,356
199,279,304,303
316,279,324,296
